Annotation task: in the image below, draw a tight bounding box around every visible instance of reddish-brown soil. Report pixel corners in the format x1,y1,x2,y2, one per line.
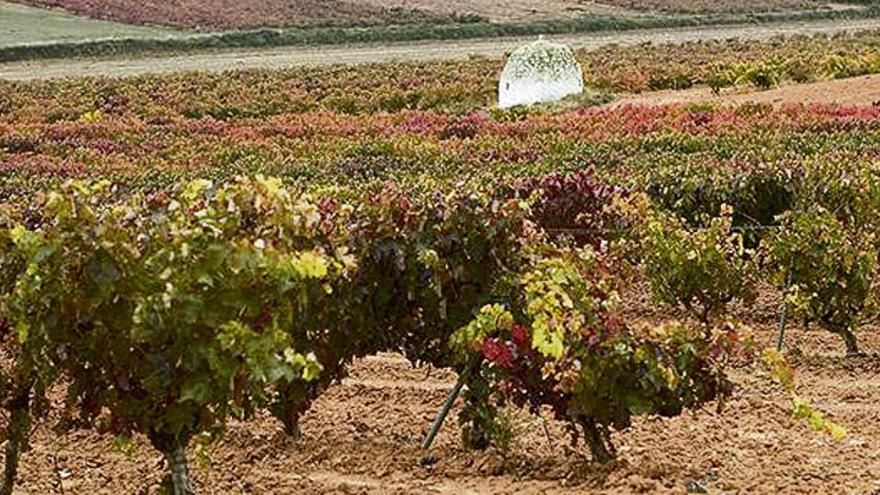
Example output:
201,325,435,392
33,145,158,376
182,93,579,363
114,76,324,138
611,73,880,108
6,284,880,494
597,0,849,14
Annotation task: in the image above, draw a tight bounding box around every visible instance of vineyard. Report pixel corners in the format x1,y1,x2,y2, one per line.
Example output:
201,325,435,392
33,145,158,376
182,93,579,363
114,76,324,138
3,27,880,495
6,29,880,120
8,0,870,29
5,0,880,65
7,0,449,30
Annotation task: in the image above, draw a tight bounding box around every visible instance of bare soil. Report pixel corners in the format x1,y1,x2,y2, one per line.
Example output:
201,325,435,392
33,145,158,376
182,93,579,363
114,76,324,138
611,72,880,108
6,284,880,494
598,0,853,14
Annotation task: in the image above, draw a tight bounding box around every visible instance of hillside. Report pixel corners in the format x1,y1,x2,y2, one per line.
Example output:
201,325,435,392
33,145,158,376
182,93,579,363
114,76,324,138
9,0,868,30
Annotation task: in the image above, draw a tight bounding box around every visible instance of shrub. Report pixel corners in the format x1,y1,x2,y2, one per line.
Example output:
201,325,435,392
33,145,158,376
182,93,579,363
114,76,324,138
270,183,538,437
735,62,782,90
648,72,694,91
821,54,869,80
706,67,736,95
641,207,757,323
452,248,738,462
503,169,631,248
0,205,45,495
2,178,344,494
766,209,878,355
644,162,797,246
784,58,815,84
798,160,880,233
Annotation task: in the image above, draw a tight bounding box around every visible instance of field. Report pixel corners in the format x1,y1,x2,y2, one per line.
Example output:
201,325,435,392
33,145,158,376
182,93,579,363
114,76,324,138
8,0,620,28
8,0,449,30
3,0,880,65
5,17,880,80
8,0,874,29
0,1,179,47
4,20,880,495
356,0,633,21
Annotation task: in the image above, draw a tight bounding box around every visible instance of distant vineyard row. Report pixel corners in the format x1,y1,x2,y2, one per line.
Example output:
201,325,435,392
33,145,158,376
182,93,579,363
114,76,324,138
9,0,451,30
2,100,880,204
5,29,880,117
3,7,879,63
9,0,867,30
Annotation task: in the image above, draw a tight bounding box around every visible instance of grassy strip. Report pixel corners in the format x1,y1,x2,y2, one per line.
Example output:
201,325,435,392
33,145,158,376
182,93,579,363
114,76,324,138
1,7,880,63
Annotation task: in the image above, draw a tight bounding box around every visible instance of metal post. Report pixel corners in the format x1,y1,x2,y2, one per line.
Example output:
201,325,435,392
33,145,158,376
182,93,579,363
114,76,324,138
422,363,472,450
776,271,792,351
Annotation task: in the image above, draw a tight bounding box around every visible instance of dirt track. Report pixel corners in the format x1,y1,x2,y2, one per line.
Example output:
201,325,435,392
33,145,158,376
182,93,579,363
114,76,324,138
3,17,880,81
611,72,880,107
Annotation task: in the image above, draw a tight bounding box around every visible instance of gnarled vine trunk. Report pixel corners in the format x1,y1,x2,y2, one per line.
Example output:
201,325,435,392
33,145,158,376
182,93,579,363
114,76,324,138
272,379,328,438
150,432,196,495
1,390,30,495
578,417,613,464
827,321,859,356
163,443,195,495
839,328,859,356
459,367,493,451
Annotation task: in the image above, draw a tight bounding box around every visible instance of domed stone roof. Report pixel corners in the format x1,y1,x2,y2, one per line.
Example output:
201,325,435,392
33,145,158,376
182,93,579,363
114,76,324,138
498,37,584,109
